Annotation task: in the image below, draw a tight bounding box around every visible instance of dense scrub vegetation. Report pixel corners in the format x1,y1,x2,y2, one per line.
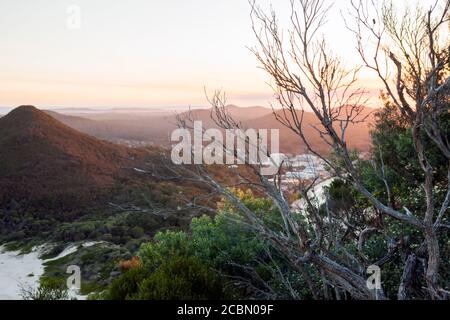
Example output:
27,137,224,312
0,180,202,248
41,243,131,296
97,190,319,300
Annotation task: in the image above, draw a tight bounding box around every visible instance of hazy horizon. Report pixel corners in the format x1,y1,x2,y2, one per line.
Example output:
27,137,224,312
0,104,268,115
0,1,378,109
0,0,440,109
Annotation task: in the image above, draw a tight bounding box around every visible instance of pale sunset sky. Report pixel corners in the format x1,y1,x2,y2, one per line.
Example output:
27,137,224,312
0,0,439,109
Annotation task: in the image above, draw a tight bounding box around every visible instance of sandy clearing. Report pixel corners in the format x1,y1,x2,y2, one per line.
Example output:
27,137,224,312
0,242,102,300
0,245,44,300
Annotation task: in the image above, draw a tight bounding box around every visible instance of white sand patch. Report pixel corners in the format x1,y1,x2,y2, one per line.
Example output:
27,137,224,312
0,245,45,300
0,242,103,300
45,241,103,262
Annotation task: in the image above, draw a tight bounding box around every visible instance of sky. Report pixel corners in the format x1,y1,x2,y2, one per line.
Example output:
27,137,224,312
0,0,440,109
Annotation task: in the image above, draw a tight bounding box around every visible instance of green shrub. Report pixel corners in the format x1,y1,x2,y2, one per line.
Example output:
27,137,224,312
106,267,151,300
20,282,69,300
136,256,225,300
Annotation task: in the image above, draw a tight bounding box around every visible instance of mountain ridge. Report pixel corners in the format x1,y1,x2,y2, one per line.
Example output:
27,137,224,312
0,106,145,209
30,104,374,155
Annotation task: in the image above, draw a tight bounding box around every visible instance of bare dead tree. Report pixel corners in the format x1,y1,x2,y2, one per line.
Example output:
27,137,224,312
168,89,385,299
246,0,450,299
163,0,449,300
345,0,450,299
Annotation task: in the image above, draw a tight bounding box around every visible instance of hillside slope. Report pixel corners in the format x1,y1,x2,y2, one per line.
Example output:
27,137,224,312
0,106,143,208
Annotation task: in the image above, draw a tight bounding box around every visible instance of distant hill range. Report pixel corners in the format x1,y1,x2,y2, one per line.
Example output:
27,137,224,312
45,105,375,155
0,104,375,213
0,106,148,209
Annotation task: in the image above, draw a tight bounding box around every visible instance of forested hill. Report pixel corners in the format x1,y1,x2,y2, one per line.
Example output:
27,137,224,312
0,105,149,209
